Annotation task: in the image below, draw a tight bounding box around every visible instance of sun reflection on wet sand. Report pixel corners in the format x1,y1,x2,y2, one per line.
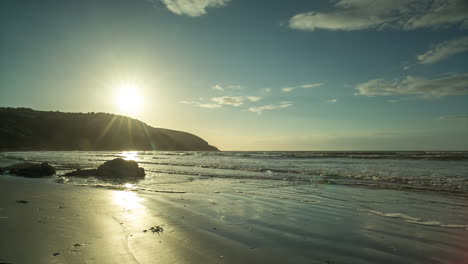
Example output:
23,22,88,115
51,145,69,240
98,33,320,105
113,190,143,210
123,183,136,190
119,151,140,161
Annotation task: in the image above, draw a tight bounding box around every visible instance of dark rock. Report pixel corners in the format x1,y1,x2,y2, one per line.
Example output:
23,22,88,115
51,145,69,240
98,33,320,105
64,158,145,180
6,162,56,178
63,168,98,177
96,158,145,179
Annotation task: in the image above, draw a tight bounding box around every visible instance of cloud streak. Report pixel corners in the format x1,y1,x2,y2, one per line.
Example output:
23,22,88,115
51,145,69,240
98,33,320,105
301,83,324,88
182,95,262,109
211,84,243,91
282,82,323,92
418,36,468,64
211,96,261,106
161,0,230,17
355,73,468,98
248,102,293,114
281,87,296,92
289,0,468,32
438,115,468,120
180,100,221,108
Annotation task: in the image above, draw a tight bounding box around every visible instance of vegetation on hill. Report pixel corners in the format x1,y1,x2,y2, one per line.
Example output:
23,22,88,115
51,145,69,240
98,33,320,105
0,107,218,151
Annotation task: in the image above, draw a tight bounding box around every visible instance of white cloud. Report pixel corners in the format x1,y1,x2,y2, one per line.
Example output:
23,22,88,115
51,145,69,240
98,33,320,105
418,36,468,64
264,88,272,92
211,84,243,91
182,95,262,109
211,96,245,106
161,0,230,17
246,96,262,102
282,82,324,92
438,115,468,120
301,83,324,88
355,73,468,98
212,84,224,91
198,103,222,108
281,87,296,92
327,98,337,103
289,0,468,32
180,101,221,108
248,102,293,114
211,96,262,106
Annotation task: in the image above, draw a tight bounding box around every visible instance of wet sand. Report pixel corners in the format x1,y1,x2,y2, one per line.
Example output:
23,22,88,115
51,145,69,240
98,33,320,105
1,175,468,264
0,176,276,264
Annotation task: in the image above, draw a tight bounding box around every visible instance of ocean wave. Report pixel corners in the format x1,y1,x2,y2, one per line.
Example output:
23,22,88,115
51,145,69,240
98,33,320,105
5,150,467,195
358,209,468,230
216,151,468,161
139,162,468,194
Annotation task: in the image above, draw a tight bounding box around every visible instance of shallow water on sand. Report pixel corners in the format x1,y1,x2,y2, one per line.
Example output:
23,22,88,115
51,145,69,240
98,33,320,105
1,151,468,263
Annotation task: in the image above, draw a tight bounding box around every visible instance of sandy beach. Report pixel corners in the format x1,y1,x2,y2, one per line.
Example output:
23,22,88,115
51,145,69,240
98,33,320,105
0,176,280,264
1,170,468,264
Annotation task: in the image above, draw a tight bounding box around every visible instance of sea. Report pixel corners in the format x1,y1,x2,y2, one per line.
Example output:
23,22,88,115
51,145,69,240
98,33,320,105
1,150,468,263
1,150,467,194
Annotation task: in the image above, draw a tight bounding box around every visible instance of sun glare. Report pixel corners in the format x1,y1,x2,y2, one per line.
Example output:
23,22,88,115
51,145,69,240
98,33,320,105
116,84,143,116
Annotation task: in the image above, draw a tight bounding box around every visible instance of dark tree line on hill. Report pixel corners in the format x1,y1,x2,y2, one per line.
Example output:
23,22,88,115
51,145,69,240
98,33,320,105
0,107,218,151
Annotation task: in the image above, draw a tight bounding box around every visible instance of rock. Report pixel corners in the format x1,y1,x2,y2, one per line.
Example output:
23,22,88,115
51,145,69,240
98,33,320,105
96,158,145,179
64,158,145,180
6,162,56,178
63,168,98,177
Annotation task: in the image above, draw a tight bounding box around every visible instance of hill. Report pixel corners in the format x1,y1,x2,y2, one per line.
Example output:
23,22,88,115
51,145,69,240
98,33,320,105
0,108,218,151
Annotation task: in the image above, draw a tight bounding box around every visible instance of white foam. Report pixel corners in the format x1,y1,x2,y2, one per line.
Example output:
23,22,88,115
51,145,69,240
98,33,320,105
359,209,468,230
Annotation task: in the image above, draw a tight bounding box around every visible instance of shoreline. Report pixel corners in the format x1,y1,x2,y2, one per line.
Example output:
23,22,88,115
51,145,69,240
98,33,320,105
1,172,468,263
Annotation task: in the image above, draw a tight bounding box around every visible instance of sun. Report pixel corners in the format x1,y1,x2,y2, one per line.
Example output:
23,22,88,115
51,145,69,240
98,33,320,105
115,84,143,116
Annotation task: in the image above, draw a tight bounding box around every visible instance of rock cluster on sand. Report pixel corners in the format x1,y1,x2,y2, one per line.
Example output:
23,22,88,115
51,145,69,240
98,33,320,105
64,158,145,180
0,162,56,178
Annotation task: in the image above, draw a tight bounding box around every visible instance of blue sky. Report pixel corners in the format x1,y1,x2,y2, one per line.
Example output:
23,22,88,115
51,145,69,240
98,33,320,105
1,0,467,150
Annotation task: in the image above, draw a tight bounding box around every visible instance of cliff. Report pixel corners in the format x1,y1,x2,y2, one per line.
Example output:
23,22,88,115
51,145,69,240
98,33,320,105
0,108,218,151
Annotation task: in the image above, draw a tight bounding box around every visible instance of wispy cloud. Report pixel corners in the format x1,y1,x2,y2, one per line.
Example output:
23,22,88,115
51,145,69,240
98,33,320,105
180,100,221,108
161,0,230,17
210,96,245,106
355,73,468,98
281,87,296,92
211,84,243,91
282,82,323,92
248,102,293,114
301,83,324,88
418,36,468,64
210,96,262,106
212,84,224,91
246,96,262,102
264,88,272,92
289,0,468,32
327,98,337,103
438,115,468,120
